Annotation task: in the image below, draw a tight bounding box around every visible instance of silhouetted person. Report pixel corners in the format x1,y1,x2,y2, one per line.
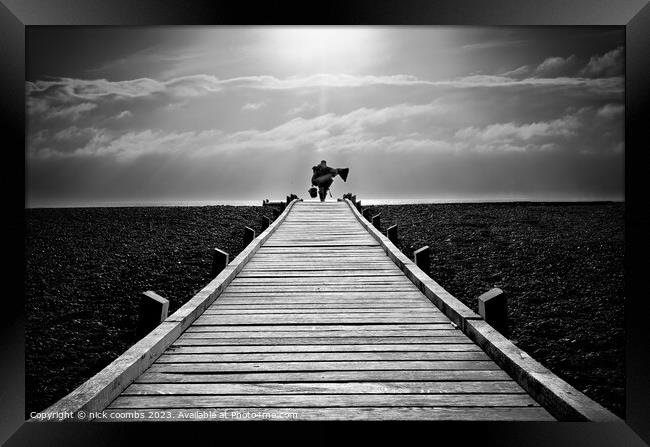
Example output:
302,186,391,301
310,160,349,202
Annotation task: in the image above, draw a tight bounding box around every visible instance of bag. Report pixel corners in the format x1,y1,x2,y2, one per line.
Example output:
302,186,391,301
308,186,317,198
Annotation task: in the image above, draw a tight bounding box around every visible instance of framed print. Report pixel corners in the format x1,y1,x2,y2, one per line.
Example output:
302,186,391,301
3,0,650,445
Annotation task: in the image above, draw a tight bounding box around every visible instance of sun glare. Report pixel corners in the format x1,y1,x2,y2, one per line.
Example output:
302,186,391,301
264,26,379,73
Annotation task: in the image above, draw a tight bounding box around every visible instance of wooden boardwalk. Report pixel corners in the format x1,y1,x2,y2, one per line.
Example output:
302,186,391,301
104,201,552,420
44,199,620,422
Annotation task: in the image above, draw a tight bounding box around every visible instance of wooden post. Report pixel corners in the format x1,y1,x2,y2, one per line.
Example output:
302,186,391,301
211,248,229,277
413,245,430,274
478,288,508,336
362,208,371,221
387,224,398,244
261,215,271,231
286,195,291,206
243,226,255,245
136,291,169,339
372,213,381,231
351,195,356,204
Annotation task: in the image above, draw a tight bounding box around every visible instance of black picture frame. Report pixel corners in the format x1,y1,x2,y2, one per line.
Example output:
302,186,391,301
3,0,649,445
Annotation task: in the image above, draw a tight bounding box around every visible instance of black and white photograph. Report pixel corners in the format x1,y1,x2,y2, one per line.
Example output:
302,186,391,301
21,24,631,424
0,0,646,440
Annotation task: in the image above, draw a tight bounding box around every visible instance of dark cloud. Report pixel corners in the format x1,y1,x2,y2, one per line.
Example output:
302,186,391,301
581,46,624,78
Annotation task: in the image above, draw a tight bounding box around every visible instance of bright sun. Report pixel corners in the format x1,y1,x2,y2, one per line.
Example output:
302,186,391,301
265,26,378,73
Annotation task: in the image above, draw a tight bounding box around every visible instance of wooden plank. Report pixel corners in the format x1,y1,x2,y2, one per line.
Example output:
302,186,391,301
180,330,458,339
172,336,473,346
201,307,444,313
179,330,461,338
215,292,427,298
196,310,441,317
253,254,388,258
265,240,378,244
244,261,398,264
182,326,459,335
211,301,432,306
205,304,436,311
236,271,404,277
253,255,388,258
156,351,490,363
108,393,538,409
186,323,452,331
227,284,421,288
214,296,429,301
99,406,554,421
135,369,512,383
268,235,373,239
256,247,386,252
190,317,451,325
242,266,399,270
211,302,432,307
226,281,417,286
262,243,380,247
206,304,435,310
196,311,440,319
248,259,391,263
250,259,390,262
268,234,375,237
166,344,483,354
123,381,523,395
200,309,440,315
231,278,409,283
244,263,396,266
212,301,431,306
232,278,409,283
221,290,420,294
147,360,502,373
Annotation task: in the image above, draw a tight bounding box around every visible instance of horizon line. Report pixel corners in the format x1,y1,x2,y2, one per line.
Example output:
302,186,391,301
25,196,625,210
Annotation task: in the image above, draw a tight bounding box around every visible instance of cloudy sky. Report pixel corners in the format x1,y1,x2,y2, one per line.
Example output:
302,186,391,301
26,26,624,207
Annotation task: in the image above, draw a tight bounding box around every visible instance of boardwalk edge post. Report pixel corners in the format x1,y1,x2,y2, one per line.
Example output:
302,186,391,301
413,245,430,274
341,198,621,423
478,288,508,336
387,224,398,244
371,213,381,231
243,226,256,245
39,199,301,421
211,248,229,277
136,291,169,339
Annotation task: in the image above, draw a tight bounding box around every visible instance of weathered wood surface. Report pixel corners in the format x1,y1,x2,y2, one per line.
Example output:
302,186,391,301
135,369,512,383
123,380,522,395
102,200,553,421
98,407,554,421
